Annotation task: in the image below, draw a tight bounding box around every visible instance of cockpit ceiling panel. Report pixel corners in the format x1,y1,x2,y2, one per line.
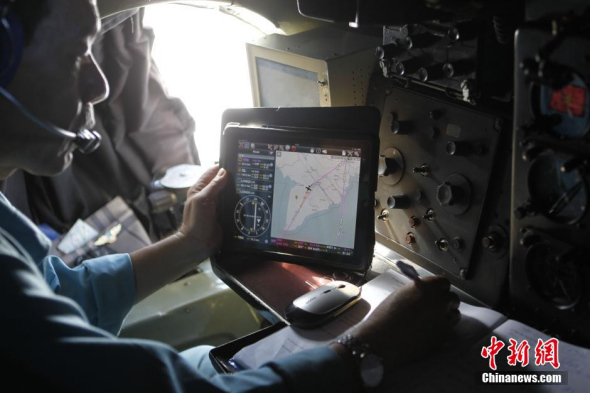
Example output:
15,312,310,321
97,0,324,35
98,0,230,16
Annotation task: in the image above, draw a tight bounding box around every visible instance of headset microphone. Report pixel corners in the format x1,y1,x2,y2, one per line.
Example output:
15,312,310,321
0,86,102,154
0,0,102,154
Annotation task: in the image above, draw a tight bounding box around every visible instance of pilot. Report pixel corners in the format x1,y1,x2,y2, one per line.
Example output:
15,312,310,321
0,0,460,391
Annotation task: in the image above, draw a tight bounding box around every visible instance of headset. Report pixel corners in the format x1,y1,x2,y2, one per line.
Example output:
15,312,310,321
0,0,101,154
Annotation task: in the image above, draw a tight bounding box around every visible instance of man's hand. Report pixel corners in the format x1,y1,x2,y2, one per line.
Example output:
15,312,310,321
130,166,228,302
350,276,460,370
178,165,228,259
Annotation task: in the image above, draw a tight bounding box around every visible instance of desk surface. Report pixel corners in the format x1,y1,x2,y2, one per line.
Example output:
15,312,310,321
212,255,370,323
212,244,399,324
212,243,483,324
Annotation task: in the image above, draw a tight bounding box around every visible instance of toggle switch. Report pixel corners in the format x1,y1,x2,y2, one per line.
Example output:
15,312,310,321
423,208,436,221
413,164,431,177
435,239,449,252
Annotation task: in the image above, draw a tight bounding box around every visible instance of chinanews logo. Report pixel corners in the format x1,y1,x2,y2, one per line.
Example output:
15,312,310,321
479,337,567,385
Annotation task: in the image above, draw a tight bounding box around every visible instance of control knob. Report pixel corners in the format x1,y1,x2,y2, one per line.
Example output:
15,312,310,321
418,65,445,82
443,60,474,78
391,120,411,135
561,158,586,173
395,57,425,76
482,233,502,251
447,21,478,43
404,33,437,49
375,43,404,60
518,115,561,136
446,141,482,156
436,174,472,215
519,230,540,248
387,195,411,210
437,182,459,206
513,199,536,219
451,237,464,251
379,148,405,186
520,143,545,162
378,155,398,177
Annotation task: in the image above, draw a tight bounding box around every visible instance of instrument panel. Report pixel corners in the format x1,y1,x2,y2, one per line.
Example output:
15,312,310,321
369,80,512,306
511,26,590,344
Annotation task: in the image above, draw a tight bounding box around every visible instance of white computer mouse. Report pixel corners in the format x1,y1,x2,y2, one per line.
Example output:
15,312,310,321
285,281,362,328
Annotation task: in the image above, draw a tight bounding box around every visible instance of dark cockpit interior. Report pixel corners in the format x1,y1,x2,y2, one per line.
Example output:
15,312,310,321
1,0,590,390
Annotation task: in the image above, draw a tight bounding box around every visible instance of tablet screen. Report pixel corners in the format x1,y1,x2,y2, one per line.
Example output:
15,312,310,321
220,125,375,269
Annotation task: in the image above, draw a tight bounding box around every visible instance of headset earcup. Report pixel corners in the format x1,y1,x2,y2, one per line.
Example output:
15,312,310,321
0,10,10,80
0,5,24,88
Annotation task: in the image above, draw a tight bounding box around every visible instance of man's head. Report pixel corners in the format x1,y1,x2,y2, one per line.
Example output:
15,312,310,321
0,0,109,179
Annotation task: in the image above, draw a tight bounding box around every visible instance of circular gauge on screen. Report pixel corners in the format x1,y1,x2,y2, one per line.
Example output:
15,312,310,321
234,195,271,237
528,151,587,224
525,243,582,309
534,72,590,139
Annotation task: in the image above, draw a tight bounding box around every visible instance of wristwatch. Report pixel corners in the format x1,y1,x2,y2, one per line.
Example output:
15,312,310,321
336,334,384,390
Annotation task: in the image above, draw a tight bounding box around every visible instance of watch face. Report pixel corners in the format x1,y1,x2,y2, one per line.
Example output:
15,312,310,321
360,353,384,388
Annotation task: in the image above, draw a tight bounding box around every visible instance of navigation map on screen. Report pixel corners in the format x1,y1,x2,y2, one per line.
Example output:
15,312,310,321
231,139,362,258
271,150,360,249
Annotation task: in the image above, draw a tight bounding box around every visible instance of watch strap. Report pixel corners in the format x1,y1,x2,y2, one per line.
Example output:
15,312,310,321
335,334,383,390
336,334,370,365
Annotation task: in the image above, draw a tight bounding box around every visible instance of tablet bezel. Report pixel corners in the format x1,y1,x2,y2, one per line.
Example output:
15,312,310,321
219,124,378,272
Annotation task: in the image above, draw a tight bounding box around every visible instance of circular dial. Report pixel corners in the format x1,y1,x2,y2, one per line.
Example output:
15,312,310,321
234,196,271,237
525,244,582,309
535,72,590,139
360,353,384,388
528,151,587,224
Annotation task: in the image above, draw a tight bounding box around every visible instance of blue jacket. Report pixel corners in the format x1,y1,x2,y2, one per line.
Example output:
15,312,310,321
0,193,356,393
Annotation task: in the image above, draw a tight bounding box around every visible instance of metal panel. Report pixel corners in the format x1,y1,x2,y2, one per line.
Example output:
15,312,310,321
369,77,511,307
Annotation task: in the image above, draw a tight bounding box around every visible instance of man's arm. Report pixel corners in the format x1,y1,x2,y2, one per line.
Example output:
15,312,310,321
1,248,358,393
130,166,227,302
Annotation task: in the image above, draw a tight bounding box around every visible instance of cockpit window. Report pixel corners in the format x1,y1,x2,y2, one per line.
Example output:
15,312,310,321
144,4,266,167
